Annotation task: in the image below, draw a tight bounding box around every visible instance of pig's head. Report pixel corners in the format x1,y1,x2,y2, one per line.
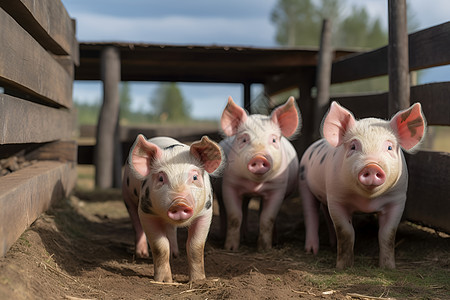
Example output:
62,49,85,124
130,135,224,225
322,101,426,198
221,96,301,182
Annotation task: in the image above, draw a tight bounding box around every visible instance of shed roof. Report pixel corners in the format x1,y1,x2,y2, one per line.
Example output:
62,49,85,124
75,42,356,85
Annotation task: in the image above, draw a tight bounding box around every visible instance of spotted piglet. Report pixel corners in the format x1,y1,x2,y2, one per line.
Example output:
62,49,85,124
299,101,426,269
122,135,224,282
216,96,300,251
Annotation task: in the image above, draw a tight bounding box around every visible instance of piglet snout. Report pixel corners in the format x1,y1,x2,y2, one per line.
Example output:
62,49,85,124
247,155,271,175
358,164,386,188
167,200,194,221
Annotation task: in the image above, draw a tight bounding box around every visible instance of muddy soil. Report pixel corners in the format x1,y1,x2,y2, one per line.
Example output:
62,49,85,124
1,186,449,300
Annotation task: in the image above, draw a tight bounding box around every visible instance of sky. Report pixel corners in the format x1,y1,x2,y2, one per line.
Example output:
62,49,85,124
61,0,450,120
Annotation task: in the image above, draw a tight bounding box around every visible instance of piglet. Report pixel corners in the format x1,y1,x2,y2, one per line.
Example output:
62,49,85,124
299,101,426,269
216,96,301,251
122,135,224,282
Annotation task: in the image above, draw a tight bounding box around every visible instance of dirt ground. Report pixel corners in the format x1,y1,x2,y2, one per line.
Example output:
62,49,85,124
1,174,449,299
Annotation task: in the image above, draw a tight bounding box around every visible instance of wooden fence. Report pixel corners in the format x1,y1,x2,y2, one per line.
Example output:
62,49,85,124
0,0,78,256
319,22,450,233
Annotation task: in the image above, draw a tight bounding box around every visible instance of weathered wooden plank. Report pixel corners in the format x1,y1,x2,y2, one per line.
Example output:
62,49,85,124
0,0,79,65
0,94,75,144
409,22,450,71
0,161,77,257
410,82,450,126
331,22,450,84
404,151,450,233
331,93,389,120
331,47,387,84
0,7,73,108
25,141,77,163
332,82,450,126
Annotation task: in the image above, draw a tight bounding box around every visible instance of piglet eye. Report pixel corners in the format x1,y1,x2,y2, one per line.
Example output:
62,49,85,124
193,175,198,181
387,142,394,151
157,172,165,183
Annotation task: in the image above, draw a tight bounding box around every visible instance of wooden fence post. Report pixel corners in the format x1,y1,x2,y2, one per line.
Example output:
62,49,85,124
314,19,333,140
388,0,410,115
295,70,316,154
95,46,121,189
243,82,251,113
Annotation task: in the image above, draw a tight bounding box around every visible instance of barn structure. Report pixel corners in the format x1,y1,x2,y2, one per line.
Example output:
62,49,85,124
0,0,449,258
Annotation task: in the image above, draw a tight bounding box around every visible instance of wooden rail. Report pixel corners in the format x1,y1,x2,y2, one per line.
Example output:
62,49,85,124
0,0,78,256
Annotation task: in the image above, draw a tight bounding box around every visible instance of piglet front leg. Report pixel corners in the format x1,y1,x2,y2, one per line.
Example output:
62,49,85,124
328,201,355,269
257,190,285,251
140,215,173,282
222,183,243,251
378,201,404,269
186,213,212,281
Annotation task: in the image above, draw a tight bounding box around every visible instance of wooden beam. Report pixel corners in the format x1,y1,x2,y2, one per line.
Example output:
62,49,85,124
331,82,450,125
95,46,121,189
0,0,79,64
0,94,75,144
0,7,73,108
410,82,450,126
388,0,410,114
0,161,76,257
331,93,389,120
25,141,77,163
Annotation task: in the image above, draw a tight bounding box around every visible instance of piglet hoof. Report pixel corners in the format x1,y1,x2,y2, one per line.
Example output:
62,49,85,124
135,250,149,259
135,241,150,258
224,240,239,252
336,258,353,270
189,272,206,282
154,272,173,283
304,240,319,255
379,257,395,269
257,238,272,252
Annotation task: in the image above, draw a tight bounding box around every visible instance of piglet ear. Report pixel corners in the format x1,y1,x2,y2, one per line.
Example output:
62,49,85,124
270,96,301,138
322,101,356,147
389,102,426,152
190,136,224,174
130,134,162,177
220,96,248,136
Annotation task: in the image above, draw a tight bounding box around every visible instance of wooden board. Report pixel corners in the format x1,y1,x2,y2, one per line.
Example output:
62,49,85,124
409,22,450,71
331,22,450,84
0,161,77,257
0,94,75,144
25,141,78,163
0,7,73,108
404,151,450,233
0,0,79,64
411,82,450,126
331,93,389,119
330,82,450,126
